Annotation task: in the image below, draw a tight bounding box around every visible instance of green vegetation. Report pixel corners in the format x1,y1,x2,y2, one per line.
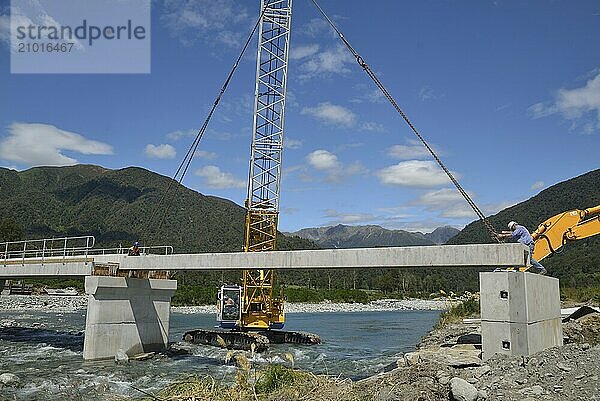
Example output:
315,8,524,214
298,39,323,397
0,165,316,253
561,285,600,304
0,218,23,242
435,295,480,328
2,165,598,303
254,364,308,394
172,285,217,306
448,168,600,290
132,355,313,401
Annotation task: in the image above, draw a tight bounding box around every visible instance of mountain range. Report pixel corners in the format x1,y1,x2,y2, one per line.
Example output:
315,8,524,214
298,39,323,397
286,225,460,248
1,164,597,294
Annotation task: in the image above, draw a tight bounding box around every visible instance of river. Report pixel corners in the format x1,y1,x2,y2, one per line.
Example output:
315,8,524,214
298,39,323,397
0,309,440,400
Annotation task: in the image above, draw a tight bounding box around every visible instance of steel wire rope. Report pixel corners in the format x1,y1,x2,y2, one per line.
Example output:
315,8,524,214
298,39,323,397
309,0,499,242
143,5,268,245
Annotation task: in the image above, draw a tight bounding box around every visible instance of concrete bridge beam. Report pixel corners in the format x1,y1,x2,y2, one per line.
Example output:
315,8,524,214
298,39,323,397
93,243,530,271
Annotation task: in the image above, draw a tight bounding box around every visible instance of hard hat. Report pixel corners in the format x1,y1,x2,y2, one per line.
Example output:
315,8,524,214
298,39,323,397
134,241,140,247
508,221,517,230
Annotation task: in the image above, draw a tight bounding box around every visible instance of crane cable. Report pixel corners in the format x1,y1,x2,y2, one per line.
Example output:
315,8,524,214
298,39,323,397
143,5,267,242
309,0,500,242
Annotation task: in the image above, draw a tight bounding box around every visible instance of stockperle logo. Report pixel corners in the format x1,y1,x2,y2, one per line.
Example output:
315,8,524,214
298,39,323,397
9,0,150,74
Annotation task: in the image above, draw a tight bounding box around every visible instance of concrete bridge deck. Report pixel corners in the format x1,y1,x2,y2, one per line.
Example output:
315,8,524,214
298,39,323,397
0,243,529,279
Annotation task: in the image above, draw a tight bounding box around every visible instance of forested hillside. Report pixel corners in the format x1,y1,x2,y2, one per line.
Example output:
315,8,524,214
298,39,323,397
1,165,598,303
0,164,314,252
448,169,600,288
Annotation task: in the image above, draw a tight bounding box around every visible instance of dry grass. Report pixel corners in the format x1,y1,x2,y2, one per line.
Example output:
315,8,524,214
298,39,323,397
127,359,365,401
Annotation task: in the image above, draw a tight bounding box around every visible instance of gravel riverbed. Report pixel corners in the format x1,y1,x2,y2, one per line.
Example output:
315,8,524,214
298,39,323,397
0,295,456,314
2,293,599,400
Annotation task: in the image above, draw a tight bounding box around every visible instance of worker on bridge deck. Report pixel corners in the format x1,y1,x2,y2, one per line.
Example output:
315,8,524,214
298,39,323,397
497,221,547,275
128,241,141,256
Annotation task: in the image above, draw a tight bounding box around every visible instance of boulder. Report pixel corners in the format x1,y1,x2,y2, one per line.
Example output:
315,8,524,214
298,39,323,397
0,373,20,387
404,351,421,366
114,349,129,364
449,377,478,401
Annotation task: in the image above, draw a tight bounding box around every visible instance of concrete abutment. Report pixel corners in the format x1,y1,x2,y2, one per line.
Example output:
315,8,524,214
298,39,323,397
83,276,177,360
480,271,562,360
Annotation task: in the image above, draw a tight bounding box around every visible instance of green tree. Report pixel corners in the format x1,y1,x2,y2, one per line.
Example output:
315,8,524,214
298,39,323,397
0,219,24,242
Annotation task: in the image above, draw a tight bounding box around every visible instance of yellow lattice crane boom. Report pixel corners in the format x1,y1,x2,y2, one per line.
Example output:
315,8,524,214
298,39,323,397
184,0,319,350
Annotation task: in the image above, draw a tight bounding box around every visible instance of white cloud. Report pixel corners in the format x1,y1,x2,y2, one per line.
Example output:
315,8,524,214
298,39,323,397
298,18,334,38
297,45,355,80
377,160,456,188
290,43,319,60
1,2,84,52
215,30,243,48
530,181,545,191
281,207,299,215
284,138,302,149
414,188,517,221
388,144,429,160
324,209,378,225
144,144,176,159
0,7,9,48
361,122,385,132
195,150,217,160
301,102,356,127
350,89,385,104
166,129,196,141
195,165,246,189
417,188,476,219
387,139,442,160
161,0,250,47
305,150,367,183
306,150,340,170
419,86,444,101
322,208,414,227
529,71,600,133
0,122,113,167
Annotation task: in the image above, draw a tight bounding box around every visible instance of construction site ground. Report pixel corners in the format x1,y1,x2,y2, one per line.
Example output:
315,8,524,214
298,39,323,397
257,313,600,401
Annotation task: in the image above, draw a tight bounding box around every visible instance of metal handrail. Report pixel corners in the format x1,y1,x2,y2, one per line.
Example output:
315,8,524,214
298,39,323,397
0,236,174,265
1,236,95,264
88,245,174,256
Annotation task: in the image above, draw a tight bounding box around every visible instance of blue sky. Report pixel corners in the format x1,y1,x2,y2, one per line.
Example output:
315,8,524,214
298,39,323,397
0,0,599,233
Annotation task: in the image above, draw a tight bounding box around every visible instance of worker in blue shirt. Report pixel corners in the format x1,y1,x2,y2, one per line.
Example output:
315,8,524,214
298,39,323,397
497,221,547,274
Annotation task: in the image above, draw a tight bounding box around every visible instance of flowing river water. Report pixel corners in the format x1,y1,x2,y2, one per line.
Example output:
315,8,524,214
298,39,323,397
0,309,440,400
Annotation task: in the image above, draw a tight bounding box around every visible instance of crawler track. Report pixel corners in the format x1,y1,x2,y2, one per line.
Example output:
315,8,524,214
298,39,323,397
183,328,321,352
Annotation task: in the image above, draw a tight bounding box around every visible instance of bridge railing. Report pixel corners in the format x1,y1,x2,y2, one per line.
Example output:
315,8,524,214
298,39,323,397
0,236,96,264
0,236,173,265
88,245,174,256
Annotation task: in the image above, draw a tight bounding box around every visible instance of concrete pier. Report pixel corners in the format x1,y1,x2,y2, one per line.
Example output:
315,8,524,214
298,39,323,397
480,271,562,360
83,276,177,360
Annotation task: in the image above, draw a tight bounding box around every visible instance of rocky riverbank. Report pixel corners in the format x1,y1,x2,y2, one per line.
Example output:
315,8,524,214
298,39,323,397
260,307,600,401
131,308,600,401
0,295,88,312
0,295,455,313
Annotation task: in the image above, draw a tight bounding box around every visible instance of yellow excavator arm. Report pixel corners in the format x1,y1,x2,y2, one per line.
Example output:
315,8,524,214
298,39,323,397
531,204,600,262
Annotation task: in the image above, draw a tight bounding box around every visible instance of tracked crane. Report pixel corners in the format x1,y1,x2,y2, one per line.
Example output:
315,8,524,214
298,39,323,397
184,0,319,351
